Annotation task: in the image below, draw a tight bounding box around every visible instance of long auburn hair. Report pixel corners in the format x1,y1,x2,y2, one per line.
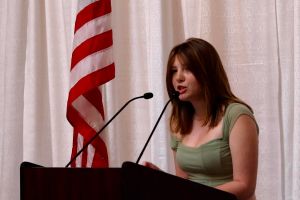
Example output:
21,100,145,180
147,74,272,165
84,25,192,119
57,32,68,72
166,38,252,135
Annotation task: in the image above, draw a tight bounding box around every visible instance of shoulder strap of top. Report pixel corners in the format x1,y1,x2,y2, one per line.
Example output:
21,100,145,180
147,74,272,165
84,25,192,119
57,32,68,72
222,103,257,141
170,133,181,151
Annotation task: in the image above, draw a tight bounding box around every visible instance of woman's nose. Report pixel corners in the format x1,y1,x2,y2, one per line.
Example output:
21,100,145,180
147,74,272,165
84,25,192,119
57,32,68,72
175,71,184,82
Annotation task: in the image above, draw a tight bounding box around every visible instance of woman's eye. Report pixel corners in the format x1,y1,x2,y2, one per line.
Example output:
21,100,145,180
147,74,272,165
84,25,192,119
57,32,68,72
171,68,177,73
184,68,190,73
183,65,189,71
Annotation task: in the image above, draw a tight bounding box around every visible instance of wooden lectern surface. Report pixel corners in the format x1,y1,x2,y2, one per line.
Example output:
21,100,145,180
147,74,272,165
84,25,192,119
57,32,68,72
21,164,122,200
20,162,237,200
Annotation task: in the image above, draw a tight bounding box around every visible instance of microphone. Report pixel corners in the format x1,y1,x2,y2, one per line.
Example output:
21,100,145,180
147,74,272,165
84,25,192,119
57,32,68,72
143,92,153,99
65,92,153,168
135,91,179,164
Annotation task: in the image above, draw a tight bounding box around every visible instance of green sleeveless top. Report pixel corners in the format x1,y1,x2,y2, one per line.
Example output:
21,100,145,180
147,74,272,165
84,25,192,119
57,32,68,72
170,103,258,187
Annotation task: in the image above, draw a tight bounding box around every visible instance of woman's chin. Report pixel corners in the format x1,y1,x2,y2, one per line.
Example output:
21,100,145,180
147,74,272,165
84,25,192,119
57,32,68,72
179,95,188,101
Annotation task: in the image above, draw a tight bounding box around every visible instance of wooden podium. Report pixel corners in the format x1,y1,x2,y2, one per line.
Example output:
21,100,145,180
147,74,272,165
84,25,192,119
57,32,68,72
20,161,237,200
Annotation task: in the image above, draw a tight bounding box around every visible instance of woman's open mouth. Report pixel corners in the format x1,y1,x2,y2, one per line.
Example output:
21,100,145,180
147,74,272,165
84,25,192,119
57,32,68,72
177,86,187,94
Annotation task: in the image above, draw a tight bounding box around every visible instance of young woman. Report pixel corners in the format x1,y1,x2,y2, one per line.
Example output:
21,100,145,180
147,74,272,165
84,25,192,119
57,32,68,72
145,38,259,200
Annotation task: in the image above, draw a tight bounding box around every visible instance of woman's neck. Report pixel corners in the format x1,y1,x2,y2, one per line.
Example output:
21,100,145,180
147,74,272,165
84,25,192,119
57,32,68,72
191,100,207,122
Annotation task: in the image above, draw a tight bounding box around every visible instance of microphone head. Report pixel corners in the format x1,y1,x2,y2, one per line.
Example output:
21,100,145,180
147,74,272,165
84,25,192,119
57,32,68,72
143,92,153,99
171,91,180,99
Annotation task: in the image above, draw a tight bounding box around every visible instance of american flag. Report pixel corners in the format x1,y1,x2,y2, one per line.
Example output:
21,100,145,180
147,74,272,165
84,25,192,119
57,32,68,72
67,0,115,167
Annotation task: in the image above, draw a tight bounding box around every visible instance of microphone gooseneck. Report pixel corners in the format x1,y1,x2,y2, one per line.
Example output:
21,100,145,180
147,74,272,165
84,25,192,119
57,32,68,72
171,91,180,99
65,92,153,168
135,93,178,164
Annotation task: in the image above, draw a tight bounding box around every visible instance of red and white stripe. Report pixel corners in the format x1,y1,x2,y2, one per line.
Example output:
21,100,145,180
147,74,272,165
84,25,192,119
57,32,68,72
67,0,114,168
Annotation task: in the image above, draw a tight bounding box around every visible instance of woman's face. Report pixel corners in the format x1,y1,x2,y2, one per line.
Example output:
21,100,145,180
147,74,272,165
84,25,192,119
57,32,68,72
171,55,202,102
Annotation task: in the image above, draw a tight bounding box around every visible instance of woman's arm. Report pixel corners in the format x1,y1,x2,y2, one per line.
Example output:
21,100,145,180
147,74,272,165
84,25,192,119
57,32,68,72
216,115,258,200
